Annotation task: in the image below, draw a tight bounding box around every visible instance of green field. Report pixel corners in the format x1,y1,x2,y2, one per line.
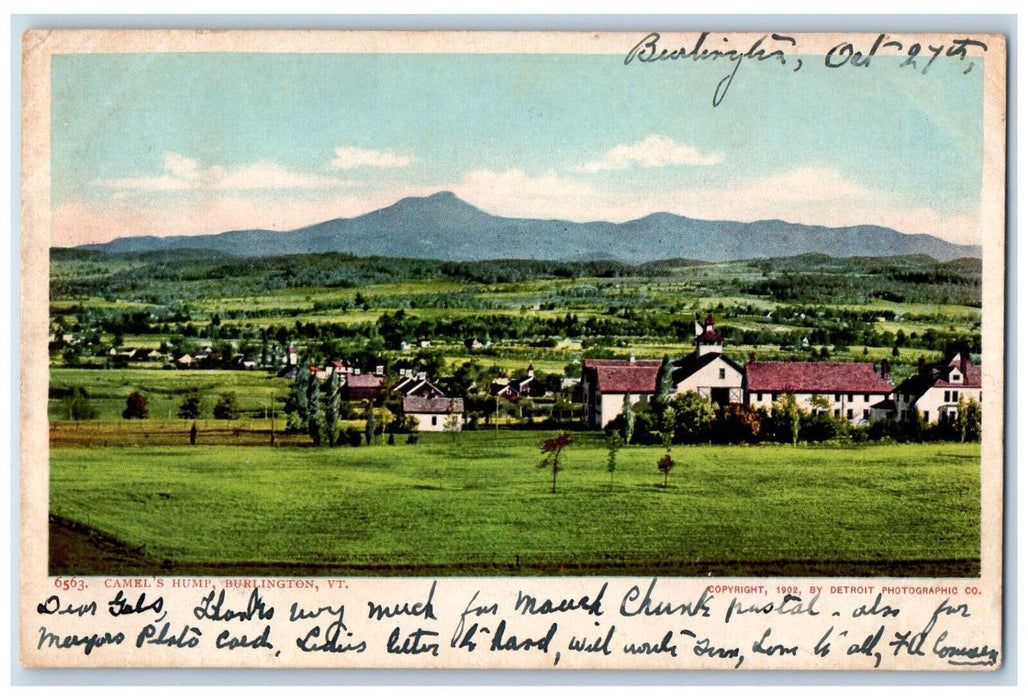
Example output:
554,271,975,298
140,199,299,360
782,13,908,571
49,433,981,577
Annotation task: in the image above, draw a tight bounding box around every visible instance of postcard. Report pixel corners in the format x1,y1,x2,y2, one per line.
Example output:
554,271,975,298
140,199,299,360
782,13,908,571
19,29,1005,670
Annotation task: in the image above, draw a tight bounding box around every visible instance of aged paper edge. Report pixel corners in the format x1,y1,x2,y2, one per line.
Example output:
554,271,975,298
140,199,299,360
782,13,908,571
18,28,1007,672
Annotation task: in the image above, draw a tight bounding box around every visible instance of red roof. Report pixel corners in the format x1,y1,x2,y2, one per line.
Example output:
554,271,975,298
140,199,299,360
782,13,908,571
896,355,981,395
584,358,661,394
347,374,385,388
746,361,893,393
402,396,464,414
697,328,724,344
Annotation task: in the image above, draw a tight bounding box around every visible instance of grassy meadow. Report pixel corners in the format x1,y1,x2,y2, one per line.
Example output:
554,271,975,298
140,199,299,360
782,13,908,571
49,432,981,576
47,251,984,577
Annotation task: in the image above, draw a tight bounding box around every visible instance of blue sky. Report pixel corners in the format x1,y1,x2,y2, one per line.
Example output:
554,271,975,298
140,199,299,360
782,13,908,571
50,50,984,245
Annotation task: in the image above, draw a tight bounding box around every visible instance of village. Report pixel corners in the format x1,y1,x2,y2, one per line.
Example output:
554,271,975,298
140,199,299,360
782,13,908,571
112,314,977,444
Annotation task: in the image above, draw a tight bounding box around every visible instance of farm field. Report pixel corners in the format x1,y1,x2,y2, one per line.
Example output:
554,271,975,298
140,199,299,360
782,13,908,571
49,432,981,577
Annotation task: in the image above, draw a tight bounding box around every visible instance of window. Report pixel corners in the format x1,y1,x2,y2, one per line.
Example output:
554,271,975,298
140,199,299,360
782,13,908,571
431,416,438,426
923,411,929,422
772,393,779,402
863,409,870,419
757,393,763,402
834,393,840,402
834,409,841,418
864,394,870,402
944,391,950,402
718,368,726,379
846,409,853,419
847,394,854,402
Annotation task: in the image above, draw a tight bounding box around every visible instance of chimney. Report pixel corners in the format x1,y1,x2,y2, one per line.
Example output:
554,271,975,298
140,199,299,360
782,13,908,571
629,352,636,364
375,365,384,376
418,371,427,381
918,356,926,373
881,358,890,379
527,363,535,378
749,351,756,364
960,354,968,379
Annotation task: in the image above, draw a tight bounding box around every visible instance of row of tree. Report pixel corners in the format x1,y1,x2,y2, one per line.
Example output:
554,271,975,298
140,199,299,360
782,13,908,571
608,390,982,446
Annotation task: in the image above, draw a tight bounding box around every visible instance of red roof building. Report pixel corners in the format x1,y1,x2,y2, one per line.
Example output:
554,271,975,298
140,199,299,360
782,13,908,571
401,396,464,431
344,372,386,401
746,361,894,423
889,353,982,423
746,361,894,394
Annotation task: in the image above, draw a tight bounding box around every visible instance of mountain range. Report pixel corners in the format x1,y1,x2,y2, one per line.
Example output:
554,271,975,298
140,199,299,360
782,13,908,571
78,191,980,263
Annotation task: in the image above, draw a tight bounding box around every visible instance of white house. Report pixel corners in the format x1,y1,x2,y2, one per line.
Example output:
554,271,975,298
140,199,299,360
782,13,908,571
582,315,744,428
671,316,745,404
884,352,982,423
401,396,464,431
581,357,662,428
745,360,894,424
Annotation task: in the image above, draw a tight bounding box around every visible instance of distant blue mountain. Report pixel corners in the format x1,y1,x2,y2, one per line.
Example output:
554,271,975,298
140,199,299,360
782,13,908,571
79,191,981,263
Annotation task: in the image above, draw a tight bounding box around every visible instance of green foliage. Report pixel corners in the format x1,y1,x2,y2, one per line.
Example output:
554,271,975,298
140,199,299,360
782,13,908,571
324,372,341,446
769,394,803,445
957,397,982,443
62,387,97,421
622,395,636,446
364,400,377,446
213,392,240,420
177,391,203,420
443,408,461,441
306,373,324,446
284,366,310,433
671,392,715,444
605,431,623,490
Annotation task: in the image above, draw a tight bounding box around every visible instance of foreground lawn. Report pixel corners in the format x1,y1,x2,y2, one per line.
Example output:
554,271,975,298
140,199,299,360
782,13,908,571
49,432,981,576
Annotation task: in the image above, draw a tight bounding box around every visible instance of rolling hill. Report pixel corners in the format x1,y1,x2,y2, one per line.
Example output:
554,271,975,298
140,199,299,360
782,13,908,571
79,191,980,263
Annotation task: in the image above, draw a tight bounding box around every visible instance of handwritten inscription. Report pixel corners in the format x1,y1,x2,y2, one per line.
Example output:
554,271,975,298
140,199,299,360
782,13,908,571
624,32,990,107
30,581,1000,668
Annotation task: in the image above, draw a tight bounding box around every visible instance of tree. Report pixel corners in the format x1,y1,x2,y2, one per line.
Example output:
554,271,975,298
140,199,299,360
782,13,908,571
659,405,676,452
284,365,310,433
605,432,623,490
711,403,762,444
443,402,461,442
654,355,674,412
771,393,803,445
538,432,572,494
307,373,324,446
178,391,203,420
63,387,96,421
122,391,149,419
622,394,636,446
213,392,240,420
364,400,377,446
324,372,341,446
657,452,675,488
957,396,982,443
671,392,715,444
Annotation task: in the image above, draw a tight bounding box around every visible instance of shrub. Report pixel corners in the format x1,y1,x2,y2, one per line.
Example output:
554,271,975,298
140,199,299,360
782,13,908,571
122,391,149,420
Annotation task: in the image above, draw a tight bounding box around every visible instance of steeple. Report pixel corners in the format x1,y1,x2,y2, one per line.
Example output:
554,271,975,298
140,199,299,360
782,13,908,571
696,315,724,356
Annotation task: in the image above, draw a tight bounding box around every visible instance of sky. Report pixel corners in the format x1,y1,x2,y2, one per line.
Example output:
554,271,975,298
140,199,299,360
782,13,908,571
50,50,985,246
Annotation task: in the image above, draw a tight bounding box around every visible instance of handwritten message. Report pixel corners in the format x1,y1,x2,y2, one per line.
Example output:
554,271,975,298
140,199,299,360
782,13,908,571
624,32,989,107
30,577,1001,670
